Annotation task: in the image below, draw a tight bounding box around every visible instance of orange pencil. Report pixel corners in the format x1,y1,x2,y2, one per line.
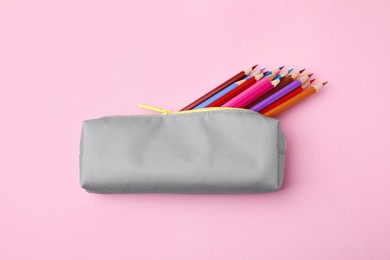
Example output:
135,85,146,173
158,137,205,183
263,82,327,117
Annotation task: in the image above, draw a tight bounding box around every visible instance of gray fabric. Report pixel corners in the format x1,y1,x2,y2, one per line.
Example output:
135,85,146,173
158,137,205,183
79,110,286,194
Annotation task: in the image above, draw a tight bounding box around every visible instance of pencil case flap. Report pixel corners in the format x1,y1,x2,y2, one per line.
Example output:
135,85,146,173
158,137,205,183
80,109,286,194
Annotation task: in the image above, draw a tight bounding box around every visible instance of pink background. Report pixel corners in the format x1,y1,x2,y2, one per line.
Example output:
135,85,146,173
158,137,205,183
1,0,389,259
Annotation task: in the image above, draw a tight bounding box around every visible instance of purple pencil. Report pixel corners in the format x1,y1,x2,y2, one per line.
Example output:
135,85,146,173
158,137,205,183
250,74,311,112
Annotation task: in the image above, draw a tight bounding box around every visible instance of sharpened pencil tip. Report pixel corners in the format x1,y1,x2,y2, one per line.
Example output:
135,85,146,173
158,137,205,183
251,64,258,70
322,81,328,85
299,69,305,74
310,79,316,84
259,67,266,72
287,68,294,74
308,73,314,77
278,66,285,70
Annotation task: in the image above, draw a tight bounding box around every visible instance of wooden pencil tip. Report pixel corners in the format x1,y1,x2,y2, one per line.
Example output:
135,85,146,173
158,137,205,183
308,73,314,77
322,81,328,85
272,78,281,85
287,68,294,73
251,64,258,70
310,79,316,84
259,67,266,72
278,66,285,70
251,70,261,76
299,69,305,74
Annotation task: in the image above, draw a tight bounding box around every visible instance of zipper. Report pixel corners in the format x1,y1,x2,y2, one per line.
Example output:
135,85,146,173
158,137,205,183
138,104,285,152
138,104,250,115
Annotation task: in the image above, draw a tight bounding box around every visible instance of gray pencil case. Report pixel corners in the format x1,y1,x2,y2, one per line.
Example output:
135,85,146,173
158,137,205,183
79,106,286,194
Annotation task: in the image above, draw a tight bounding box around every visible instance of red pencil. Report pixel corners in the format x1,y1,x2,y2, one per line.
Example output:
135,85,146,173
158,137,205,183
180,65,257,111
206,72,264,107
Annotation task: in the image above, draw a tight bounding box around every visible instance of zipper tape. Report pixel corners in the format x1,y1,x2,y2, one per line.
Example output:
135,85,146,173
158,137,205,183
138,104,249,115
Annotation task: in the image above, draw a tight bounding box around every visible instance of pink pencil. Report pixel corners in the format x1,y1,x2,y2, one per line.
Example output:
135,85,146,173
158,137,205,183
222,69,281,108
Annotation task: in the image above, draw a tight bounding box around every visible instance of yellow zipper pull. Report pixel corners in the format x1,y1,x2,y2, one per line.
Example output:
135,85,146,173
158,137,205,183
138,104,171,115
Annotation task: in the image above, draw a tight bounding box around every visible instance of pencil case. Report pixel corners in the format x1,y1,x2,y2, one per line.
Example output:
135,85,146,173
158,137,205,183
79,105,286,194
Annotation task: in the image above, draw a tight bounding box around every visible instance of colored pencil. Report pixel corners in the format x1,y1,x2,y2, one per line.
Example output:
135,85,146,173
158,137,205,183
261,66,283,77
245,69,305,108
180,65,257,111
260,79,316,114
222,78,281,108
264,82,327,117
193,71,260,109
193,79,247,109
193,71,266,109
249,74,311,112
206,72,266,107
220,68,281,107
274,68,293,80
255,67,266,74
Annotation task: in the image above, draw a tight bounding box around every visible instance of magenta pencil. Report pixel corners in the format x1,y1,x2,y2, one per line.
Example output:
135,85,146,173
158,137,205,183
222,69,281,108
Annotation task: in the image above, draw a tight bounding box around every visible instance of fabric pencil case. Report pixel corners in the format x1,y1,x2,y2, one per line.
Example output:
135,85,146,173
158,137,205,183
79,105,286,194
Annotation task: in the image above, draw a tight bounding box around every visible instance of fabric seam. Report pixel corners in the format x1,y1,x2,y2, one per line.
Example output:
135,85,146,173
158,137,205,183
97,110,267,120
